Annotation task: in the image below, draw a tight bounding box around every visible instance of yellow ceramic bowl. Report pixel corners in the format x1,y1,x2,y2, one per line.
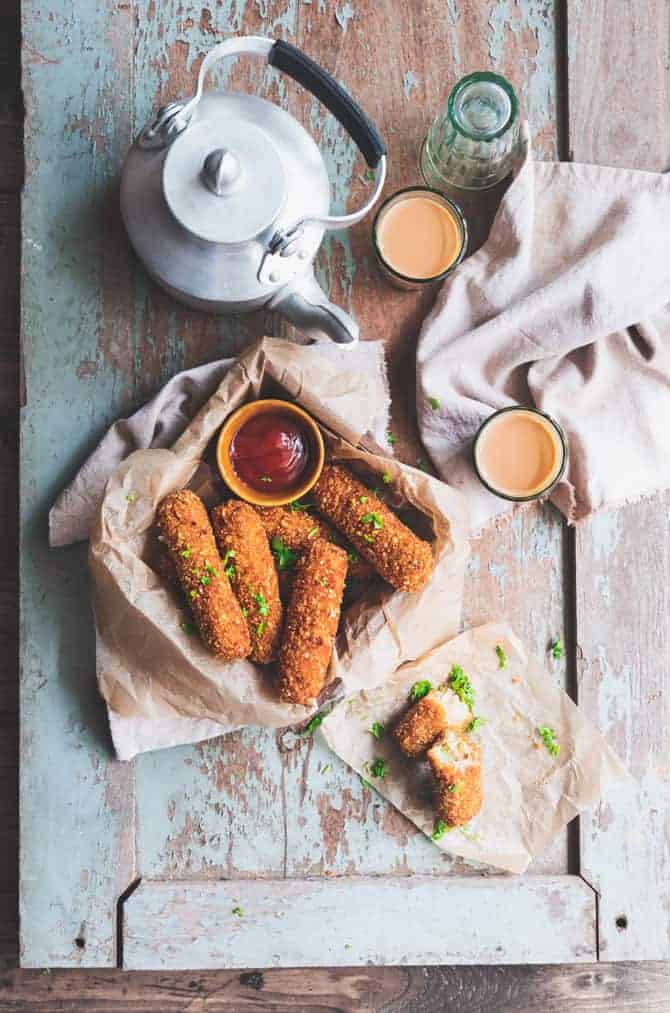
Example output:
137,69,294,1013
216,398,325,507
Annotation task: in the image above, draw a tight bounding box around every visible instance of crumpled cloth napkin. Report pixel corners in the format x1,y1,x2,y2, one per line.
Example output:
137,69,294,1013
416,139,670,529
50,340,390,548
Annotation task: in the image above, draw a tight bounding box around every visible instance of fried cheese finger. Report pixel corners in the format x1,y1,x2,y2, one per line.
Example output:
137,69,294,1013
312,465,434,592
211,500,283,664
393,688,471,759
428,730,483,827
156,490,250,659
256,504,375,581
277,538,347,705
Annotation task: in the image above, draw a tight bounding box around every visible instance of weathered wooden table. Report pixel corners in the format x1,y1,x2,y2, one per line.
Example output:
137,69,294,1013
20,0,669,973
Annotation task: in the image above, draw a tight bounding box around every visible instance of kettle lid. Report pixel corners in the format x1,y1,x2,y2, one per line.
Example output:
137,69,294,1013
162,116,286,245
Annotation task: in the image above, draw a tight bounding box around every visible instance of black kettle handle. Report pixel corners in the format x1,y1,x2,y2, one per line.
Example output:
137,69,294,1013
269,39,386,168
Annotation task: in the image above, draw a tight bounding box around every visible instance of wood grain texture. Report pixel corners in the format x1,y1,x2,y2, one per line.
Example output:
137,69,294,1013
122,877,595,969
567,0,670,962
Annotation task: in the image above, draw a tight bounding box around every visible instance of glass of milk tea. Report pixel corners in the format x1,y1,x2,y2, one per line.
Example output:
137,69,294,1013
473,407,568,501
372,187,468,289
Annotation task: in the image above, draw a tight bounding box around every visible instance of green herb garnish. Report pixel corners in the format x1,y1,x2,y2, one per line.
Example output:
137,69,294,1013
361,512,383,530
271,536,298,571
416,458,429,472
256,620,267,637
431,819,450,841
307,526,319,538
320,763,331,775
347,550,359,564
200,575,211,586
449,664,475,712
359,495,368,504
363,533,374,543
232,906,243,917
360,777,372,790
189,589,198,599
370,757,388,778
364,168,375,181
224,564,236,579
241,607,248,617
550,637,564,660
382,471,391,484
369,721,385,740
386,432,396,446
537,725,560,757
254,591,269,616
467,716,486,733
125,492,137,503
429,396,440,411
288,499,310,513
445,782,462,794
303,712,324,735
180,547,191,559
495,644,507,669
180,622,197,635
410,679,432,703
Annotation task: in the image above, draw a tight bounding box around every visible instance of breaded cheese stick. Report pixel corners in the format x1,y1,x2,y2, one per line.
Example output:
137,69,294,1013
256,504,375,581
393,687,471,758
277,538,347,705
156,490,250,659
312,465,434,592
211,500,283,664
428,730,483,827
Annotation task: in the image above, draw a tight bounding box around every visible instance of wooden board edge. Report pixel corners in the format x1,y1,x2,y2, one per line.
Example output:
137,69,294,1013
121,875,596,970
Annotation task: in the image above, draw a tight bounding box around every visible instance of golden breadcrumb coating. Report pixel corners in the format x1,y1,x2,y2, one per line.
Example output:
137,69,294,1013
428,731,483,827
394,687,472,758
255,504,374,581
277,538,347,705
151,533,181,590
312,464,434,592
156,490,250,660
210,500,283,664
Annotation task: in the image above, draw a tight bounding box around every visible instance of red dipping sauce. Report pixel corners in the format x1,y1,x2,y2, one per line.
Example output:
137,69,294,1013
230,410,311,494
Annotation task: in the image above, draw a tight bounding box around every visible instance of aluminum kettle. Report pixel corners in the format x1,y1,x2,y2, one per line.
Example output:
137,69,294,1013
120,36,387,345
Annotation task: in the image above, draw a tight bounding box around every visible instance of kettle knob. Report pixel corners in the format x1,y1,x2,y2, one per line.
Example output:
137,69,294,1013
202,148,243,196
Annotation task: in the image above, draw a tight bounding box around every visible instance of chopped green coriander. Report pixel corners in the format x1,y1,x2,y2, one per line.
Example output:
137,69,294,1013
199,574,211,586
180,547,191,559
550,637,564,660
431,819,450,840
320,763,331,775
467,716,486,733
410,679,432,703
224,564,236,580
362,533,374,543
241,607,248,617
222,549,236,566
359,495,368,504
495,644,507,669
360,776,372,789
449,664,475,712
361,511,383,529
205,564,219,577
307,526,319,538
125,492,137,503
180,622,197,635
271,536,298,571
347,549,359,564
303,712,324,735
369,721,385,740
260,475,272,483
416,458,429,471
386,432,397,446
256,620,267,637
382,471,391,484
429,396,440,411
365,168,375,181
537,725,560,757
445,782,462,794
288,499,310,512
232,906,243,917
370,757,388,778
254,591,269,616
189,589,198,599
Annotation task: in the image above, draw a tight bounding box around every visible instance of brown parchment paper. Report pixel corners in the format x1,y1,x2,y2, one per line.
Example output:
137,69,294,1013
89,338,470,759
321,622,629,874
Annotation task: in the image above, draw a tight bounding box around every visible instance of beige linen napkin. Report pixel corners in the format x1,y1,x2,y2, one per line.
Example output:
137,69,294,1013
416,141,670,528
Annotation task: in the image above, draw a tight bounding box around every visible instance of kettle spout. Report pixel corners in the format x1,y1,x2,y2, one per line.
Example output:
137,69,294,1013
270,272,359,346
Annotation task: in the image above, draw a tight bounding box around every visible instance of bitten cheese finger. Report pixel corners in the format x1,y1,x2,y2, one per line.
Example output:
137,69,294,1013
156,490,250,659
428,730,483,827
277,538,347,705
256,504,375,581
393,688,471,758
312,465,434,592
211,500,283,664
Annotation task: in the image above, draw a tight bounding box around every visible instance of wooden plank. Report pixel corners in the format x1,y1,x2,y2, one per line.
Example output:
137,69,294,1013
122,876,595,969
567,0,670,961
